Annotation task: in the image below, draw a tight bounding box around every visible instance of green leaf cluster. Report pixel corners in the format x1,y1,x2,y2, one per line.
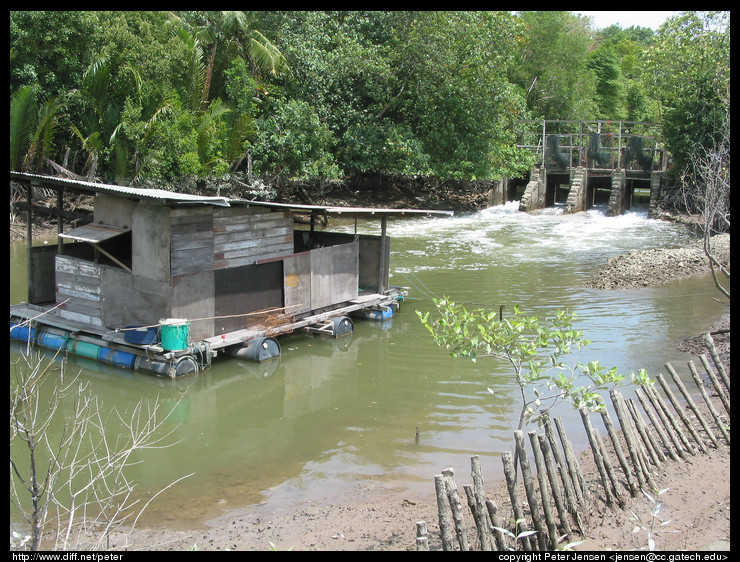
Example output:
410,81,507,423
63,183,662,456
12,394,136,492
9,11,729,187
417,299,653,430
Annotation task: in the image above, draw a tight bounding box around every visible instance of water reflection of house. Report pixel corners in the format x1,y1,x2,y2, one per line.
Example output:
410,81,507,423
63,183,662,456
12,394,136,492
10,172,452,377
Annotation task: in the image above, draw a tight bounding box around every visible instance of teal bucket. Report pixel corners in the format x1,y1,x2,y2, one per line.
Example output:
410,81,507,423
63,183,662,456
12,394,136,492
159,319,189,351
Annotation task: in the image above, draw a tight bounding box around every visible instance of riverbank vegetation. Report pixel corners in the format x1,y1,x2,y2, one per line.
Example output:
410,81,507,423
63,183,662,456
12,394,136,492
10,11,729,192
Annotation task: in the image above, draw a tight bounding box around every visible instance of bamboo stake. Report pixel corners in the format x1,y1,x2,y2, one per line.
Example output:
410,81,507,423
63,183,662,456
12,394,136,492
626,397,663,466
514,430,547,551
699,354,730,416
553,416,588,504
688,361,730,446
442,468,470,552
634,389,673,462
485,498,507,551
578,408,617,507
602,394,640,495
502,451,536,551
470,456,494,550
528,431,559,548
611,390,654,489
537,433,573,538
661,367,711,452
543,417,584,531
434,474,455,551
648,380,694,457
703,333,729,390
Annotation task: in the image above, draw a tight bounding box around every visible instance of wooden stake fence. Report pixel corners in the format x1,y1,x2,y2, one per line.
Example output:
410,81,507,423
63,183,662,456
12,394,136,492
417,338,729,551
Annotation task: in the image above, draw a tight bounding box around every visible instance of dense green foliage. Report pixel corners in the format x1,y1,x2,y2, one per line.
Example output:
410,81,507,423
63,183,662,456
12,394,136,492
9,11,729,186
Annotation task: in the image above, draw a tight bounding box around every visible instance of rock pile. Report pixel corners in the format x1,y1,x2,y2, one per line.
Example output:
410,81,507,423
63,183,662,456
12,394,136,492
585,234,730,290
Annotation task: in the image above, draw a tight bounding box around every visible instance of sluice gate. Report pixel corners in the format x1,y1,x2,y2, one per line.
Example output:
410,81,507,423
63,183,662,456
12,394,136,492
515,120,667,215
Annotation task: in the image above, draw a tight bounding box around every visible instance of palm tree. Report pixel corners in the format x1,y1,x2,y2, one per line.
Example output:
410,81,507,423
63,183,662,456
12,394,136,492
10,86,63,173
180,11,289,108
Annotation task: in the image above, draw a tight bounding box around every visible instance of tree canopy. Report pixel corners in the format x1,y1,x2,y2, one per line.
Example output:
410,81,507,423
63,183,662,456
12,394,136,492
9,11,730,187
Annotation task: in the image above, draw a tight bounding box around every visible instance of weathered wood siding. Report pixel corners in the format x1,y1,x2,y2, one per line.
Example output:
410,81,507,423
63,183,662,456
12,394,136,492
56,255,104,327
170,208,214,276
213,208,293,269
310,243,359,309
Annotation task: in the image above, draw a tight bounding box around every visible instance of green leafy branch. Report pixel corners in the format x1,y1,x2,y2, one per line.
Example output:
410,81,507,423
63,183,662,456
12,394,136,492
417,298,649,430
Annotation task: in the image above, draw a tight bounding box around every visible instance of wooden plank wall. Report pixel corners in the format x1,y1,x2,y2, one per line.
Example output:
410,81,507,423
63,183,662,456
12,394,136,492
170,208,214,276
55,255,104,327
213,208,294,269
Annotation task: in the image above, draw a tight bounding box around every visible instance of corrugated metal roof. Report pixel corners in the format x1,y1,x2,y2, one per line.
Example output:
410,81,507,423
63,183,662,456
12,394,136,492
10,172,231,207
10,171,454,217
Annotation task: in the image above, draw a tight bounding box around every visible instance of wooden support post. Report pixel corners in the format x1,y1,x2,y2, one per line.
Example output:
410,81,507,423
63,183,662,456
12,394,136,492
658,370,707,454
703,333,729,391
537,434,573,539
485,499,507,551
688,361,730,446
415,521,429,551
528,431,561,548
543,416,583,530
634,389,672,462
645,384,690,460
578,408,619,507
554,416,589,504
434,474,455,551
603,394,640,495
699,354,730,416
442,468,470,552
666,363,716,449
514,430,547,551
626,397,664,466
470,456,494,550
501,451,536,551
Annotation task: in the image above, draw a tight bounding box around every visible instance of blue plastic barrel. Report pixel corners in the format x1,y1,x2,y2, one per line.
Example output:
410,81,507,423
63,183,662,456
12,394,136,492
37,331,67,351
98,347,138,369
10,322,36,342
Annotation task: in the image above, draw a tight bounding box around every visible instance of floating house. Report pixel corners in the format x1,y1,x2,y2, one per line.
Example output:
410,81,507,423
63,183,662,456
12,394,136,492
10,172,452,377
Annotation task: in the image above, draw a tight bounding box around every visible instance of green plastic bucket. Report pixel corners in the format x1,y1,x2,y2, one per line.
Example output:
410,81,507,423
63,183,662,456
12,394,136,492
159,318,189,351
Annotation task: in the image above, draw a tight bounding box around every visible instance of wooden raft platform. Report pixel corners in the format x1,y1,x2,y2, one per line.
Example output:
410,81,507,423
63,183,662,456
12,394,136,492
10,291,403,377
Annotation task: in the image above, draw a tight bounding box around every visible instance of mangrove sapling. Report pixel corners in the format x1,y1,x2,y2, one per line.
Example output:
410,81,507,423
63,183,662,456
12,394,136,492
630,488,675,551
417,300,629,430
